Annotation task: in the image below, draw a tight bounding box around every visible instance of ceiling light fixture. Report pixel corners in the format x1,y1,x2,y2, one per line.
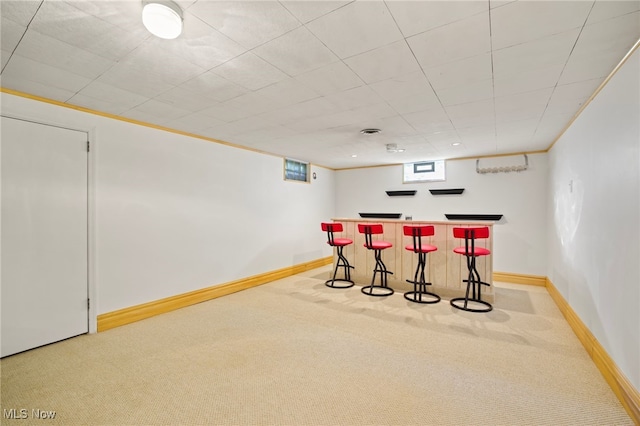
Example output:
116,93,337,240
142,1,183,39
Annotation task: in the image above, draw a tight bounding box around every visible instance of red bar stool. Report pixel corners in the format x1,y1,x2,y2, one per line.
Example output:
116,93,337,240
403,225,440,304
450,227,492,312
358,223,394,297
321,222,354,288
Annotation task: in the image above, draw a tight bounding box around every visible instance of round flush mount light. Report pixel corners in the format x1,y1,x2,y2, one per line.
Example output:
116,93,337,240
360,128,381,135
142,1,183,39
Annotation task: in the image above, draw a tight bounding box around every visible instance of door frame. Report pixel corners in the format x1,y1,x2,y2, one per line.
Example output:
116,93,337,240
1,113,97,334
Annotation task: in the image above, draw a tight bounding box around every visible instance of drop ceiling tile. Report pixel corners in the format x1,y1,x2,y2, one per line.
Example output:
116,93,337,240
96,63,176,98
14,29,115,79
445,98,495,129
198,102,253,123
404,106,454,135
387,1,488,38
587,1,640,25
260,97,337,126
294,61,363,96
490,1,517,9
408,12,491,69
493,64,565,97
437,79,494,107
65,0,143,34
544,97,587,118
2,54,91,93
491,1,593,50
164,113,226,134
306,1,404,59
1,17,25,52
76,80,148,110
0,1,41,26
496,118,538,142
492,29,580,79
325,85,386,111
154,86,222,113
457,124,496,143
256,78,320,106
253,26,338,77
30,1,148,61
423,53,492,91
211,52,289,91
559,11,640,84
0,74,76,102
543,79,603,117
1,49,11,70
369,70,434,102
494,88,553,119
127,99,192,121
344,40,420,84
188,1,300,50
67,93,132,116
559,50,630,85
120,42,206,86
280,1,351,24
143,13,246,70
180,71,248,103
553,78,603,102
387,91,442,115
222,92,283,118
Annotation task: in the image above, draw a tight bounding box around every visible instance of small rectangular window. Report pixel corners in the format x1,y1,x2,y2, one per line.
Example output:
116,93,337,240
403,160,445,183
284,158,310,183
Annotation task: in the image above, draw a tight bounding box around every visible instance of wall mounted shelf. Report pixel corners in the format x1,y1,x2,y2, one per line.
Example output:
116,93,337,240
429,188,464,195
445,214,503,221
385,190,417,197
359,213,403,219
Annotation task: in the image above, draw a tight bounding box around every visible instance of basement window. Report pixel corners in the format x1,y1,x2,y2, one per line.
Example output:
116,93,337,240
284,158,310,183
403,160,446,183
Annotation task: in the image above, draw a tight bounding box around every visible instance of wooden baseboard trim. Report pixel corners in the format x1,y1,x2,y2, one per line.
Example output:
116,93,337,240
97,256,332,332
545,278,640,424
493,271,546,286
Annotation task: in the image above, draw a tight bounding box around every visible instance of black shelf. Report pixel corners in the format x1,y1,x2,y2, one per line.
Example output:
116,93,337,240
445,214,503,221
429,188,465,195
386,190,417,197
359,213,403,219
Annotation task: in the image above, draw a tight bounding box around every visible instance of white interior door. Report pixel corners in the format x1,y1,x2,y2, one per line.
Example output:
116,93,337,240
1,116,89,357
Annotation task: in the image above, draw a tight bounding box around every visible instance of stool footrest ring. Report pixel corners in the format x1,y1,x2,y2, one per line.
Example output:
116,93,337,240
404,290,440,304
361,285,394,297
450,297,493,313
325,278,354,289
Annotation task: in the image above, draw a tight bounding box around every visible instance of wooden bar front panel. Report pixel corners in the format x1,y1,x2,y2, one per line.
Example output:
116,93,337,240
331,218,494,302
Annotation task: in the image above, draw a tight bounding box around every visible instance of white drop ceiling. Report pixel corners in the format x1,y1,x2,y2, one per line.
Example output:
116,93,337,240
1,0,639,169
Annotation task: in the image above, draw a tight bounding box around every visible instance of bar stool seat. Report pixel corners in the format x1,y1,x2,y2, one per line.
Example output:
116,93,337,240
321,222,354,288
358,223,394,297
403,225,440,304
450,226,492,313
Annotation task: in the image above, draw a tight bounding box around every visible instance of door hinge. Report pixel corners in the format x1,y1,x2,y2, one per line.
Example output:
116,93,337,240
87,141,90,152
87,298,90,309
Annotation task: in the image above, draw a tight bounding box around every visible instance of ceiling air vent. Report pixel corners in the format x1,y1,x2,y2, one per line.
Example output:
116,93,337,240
360,128,381,134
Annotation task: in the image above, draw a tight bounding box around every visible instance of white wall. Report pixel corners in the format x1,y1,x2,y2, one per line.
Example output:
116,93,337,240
1,93,335,317
547,48,639,390
335,154,548,275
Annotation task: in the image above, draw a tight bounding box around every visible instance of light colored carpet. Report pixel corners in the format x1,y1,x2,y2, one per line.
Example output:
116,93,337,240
0,266,633,425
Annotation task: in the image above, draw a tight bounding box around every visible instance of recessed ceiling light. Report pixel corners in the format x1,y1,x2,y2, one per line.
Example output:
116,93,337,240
451,142,461,146
360,128,381,134
142,1,183,39
351,154,358,158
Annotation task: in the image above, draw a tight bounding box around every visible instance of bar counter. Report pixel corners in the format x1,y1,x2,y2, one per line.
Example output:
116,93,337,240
331,218,494,302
